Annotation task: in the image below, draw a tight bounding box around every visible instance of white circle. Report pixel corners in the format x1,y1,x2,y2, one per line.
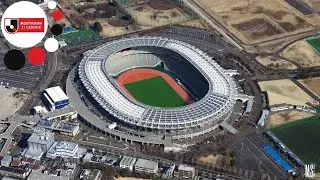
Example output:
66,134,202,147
1,1,48,48
48,1,57,10
9,25,13,29
44,38,59,52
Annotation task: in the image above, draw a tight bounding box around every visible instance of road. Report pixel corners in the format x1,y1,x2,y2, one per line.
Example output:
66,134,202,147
57,135,247,179
183,0,243,50
18,51,60,115
0,115,39,155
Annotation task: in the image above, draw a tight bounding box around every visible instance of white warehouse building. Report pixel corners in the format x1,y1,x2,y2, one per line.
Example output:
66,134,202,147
43,86,69,111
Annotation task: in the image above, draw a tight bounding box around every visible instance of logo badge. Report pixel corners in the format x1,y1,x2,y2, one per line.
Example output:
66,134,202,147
5,18,18,33
305,164,315,178
1,1,48,48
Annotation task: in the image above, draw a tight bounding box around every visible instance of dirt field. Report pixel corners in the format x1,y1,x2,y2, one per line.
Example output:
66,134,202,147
281,40,320,67
198,154,223,165
126,3,190,27
197,0,316,43
256,55,297,69
115,177,148,180
90,20,134,37
180,19,208,29
302,0,320,11
258,79,312,106
0,87,28,120
299,77,320,97
230,15,286,42
267,110,314,128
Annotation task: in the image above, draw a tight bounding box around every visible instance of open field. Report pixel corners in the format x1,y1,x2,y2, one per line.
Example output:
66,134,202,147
301,0,320,12
281,40,320,67
198,154,224,165
271,116,320,172
258,79,312,106
115,178,147,180
197,0,317,43
267,110,314,128
229,15,285,42
124,76,186,107
256,55,297,69
126,3,190,27
299,77,320,98
180,19,208,29
0,88,28,120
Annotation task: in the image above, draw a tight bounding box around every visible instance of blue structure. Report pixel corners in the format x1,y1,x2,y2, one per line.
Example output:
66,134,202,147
63,27,73,33
264,146,294,172
43,86,69,110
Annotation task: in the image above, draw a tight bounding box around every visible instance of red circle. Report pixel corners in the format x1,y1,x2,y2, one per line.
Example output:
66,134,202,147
53,10,64,21
28,47,46,66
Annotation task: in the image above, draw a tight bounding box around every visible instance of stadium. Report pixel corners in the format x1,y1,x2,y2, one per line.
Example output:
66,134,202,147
70,36,244,144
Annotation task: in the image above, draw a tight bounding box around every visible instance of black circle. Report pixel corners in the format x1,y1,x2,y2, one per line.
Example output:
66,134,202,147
51,24,63,36
4,49,25,70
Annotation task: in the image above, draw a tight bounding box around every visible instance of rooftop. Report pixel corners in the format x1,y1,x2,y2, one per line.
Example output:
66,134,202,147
40,105,76,120
135,158,158,169
119,156,137,167
27,171,69,180
55,141,78,151
28,128,54,144
1,155,12,163
37,118,79,133
44,86,68,103
177,164,195,172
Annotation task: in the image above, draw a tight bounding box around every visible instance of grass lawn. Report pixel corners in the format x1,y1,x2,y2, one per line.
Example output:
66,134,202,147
306,37,320,53
271,116,320,172
124,76,186,107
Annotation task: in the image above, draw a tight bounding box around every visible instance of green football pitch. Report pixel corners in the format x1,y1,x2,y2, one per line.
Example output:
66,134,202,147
306,37,320,53
271,116,320,172
124,76,186,107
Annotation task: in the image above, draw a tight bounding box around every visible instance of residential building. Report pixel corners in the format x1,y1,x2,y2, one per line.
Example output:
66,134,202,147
119,156,137,171
46,141,86,159
0,167,30,179
174,165,195,179
37,118,80,137
1,155,12,167
24,127,55,160
27,171,69,180
84,169,101,180
134,158,158,174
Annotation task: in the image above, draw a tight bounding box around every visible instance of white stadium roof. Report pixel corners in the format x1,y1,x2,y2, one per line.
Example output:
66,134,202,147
78,37,238,130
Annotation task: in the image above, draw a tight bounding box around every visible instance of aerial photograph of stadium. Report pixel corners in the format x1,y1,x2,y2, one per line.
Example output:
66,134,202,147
0,0,319,179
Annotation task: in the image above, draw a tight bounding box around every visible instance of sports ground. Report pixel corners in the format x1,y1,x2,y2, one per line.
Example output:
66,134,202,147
271,116,320,172
116,68,192,107
57,29,101,45
306,36,320,54
125,76,186,107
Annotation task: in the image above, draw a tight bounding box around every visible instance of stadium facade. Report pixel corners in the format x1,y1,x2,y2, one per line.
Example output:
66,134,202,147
69,36,247,146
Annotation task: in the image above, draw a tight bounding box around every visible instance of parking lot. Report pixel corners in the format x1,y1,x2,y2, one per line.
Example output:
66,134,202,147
228,132,288,180
0,51,46,90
